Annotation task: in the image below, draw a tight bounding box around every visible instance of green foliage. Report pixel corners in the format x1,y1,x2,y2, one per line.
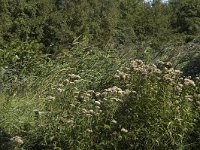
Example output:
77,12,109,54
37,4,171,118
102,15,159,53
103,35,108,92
0,49,199,149
169,0,200,35
0,0,200,149
0,40,49,93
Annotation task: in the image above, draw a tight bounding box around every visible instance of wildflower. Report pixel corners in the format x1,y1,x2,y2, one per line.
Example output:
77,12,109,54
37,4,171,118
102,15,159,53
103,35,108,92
69,82,75,85
176,86,182,92
67,120,74,124
106,86,123,94
15,55,20,60
174,70,182,74
155,68,162,74
87,90,94,93
10,136,24,145
185,95,193,102
123,89,131,95
95,113,100,116
196,101,200,106
84,93,91,97
118,90,124,95
116,70,130,80
176,106,180,112
89,109,94,114
74,79,82,83
68,74,81,80
114,74,120,79
95,101,101,105
121,128,128,133
166,62,172,67
86,129,93,133
178,83,183,88
95,106,100,109
46,96,56,101
101,92,108,96
82,108,88,113
111,120,117,124
95,92,101,97
103,98,108,101
57,88,64,92
111,97,122,102
184,78,196,86
164,74,173,82
132,91,137,94
58,83,64,87
86,114,92,117
73,91,79,95
64,79,69,83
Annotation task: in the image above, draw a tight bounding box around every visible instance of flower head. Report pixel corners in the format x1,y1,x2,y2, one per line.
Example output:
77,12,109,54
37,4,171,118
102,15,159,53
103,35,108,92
10,136,24,145
121,128,128,133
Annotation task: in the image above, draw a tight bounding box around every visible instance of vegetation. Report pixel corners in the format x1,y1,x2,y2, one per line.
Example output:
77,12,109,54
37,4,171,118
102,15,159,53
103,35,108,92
0,0,200,149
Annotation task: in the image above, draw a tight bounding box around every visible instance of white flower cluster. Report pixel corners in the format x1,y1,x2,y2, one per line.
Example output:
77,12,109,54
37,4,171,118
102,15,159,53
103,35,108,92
184,78,196,87
10,136,24,145
114,70,130,80
104,86,133,96
130,59,162,75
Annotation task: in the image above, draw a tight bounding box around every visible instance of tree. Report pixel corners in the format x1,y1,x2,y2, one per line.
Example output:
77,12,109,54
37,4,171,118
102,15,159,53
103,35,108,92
170,0,200,35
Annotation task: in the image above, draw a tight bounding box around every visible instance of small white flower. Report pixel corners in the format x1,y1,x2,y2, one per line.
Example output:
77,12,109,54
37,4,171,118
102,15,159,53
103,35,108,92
64,79,69,83
57,88,64,92
89,109,94,114
10,136,24,145
86,129,93,133
69,82,75,85
95,101,101,105
86,114,92,117
82,108,88,113
95,92,101,97
46,96,56,101
111,120,117,124
184,78,196,86
67,120,74,124
95,106,100,109
84,93,91,97
58,83,64,87
196,101,200,106
123,89,131,95
68,74,81,80
121,128,128,133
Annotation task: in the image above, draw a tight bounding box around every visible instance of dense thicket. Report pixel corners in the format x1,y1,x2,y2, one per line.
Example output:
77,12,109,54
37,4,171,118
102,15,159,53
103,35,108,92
0,0,200,76
0,0,193,50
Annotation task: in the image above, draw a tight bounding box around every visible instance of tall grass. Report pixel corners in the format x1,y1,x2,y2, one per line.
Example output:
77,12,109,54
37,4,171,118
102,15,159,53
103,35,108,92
0,48,200,149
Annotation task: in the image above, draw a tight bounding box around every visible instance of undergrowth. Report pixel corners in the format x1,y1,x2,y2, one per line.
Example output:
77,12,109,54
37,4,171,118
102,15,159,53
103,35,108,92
0,47,200,149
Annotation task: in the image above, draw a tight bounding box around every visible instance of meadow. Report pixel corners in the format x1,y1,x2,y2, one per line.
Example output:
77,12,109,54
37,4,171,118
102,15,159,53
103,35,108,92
0,46,200,149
